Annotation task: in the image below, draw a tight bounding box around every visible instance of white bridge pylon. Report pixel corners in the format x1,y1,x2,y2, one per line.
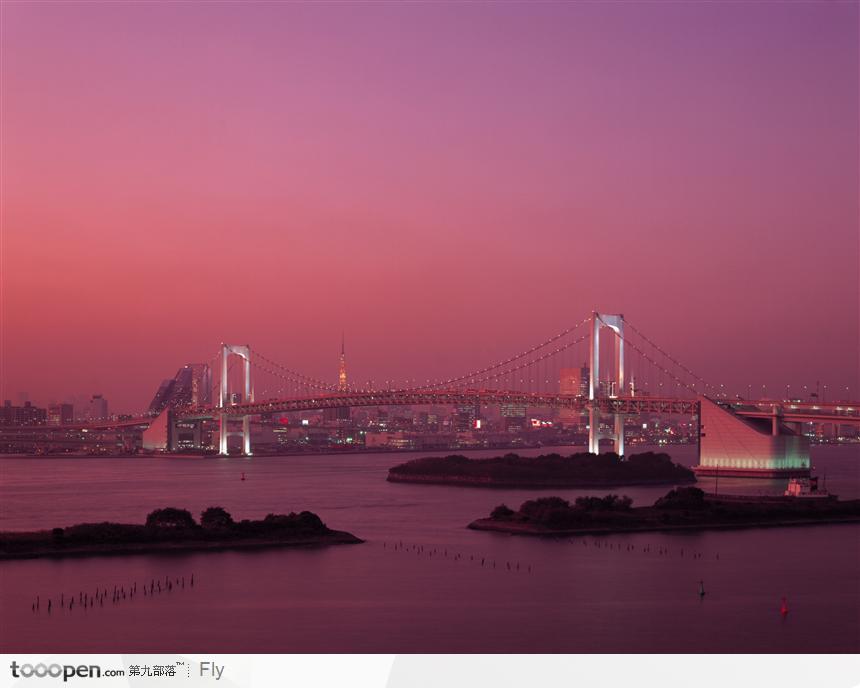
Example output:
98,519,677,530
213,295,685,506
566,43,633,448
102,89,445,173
219,343,254,456
588,312,625,456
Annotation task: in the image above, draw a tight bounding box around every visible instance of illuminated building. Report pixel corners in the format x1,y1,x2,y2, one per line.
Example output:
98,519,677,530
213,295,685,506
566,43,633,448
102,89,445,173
558,365,588,426
1,400,47,426
695,397,810,477
454,402,480,432
500,403,527,431
47,403,74,426
148,363,212,414
338,333,348,392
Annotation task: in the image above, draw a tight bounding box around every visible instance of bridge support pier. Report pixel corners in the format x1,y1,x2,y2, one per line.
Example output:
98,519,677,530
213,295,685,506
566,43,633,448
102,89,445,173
588,406,600,454
588,312,626,456
217,414,252,457
219,413,228,455
218,344,254,457
614,413,625,457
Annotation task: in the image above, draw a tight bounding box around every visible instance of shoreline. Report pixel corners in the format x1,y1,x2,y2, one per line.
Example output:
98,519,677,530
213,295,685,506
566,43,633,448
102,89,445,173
0,529,363,561
387,473,696,489
467,515,860,537
0,442,692,460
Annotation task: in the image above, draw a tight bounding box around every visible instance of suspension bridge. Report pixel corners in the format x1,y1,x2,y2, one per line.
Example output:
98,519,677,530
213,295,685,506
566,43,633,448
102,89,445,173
8,312,857,476
140,311,856,477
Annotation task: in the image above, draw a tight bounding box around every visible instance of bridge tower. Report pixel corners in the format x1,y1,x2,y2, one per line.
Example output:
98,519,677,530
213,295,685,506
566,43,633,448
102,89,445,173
218,344,254,456
588,312,625,455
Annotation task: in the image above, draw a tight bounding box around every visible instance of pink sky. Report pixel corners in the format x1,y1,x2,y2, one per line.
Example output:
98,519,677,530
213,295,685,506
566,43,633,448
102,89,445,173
1,1,858,412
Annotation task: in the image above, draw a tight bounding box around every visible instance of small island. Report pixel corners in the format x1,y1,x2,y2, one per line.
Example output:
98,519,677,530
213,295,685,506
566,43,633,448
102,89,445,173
0,506,362,560
468,487,860,536
387,451,696,488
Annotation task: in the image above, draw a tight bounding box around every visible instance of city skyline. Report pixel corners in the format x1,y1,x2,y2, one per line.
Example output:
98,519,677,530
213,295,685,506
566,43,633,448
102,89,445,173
2,1,858,413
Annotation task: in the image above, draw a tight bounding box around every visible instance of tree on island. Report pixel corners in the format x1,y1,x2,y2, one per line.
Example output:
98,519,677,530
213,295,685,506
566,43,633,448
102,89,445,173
490,504,515,520
201,506,234,529
574,494,633,512
654,487,707,510
145,507,197,529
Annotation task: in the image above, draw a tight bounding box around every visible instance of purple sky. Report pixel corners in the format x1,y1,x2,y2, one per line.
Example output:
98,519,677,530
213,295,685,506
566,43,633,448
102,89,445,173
1,1,858,412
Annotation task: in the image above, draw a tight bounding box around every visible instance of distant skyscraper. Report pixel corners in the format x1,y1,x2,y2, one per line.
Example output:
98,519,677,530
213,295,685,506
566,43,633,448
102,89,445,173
88,394,109,421
187,363,212,407
558,365,589,426
559,366,589,397
147,363,212,415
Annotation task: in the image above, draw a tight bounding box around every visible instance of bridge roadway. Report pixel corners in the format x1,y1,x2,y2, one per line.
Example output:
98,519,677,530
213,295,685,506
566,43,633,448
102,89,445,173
176,391,859,424
180,391,697,419
5,395,855,434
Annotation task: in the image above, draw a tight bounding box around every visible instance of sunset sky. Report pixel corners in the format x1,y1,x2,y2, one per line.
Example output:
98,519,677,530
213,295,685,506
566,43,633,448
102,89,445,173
1,1,858,412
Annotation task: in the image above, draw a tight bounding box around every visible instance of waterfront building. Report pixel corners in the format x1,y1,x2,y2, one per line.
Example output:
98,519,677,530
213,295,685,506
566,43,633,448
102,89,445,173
47,403,74,426
695,397,810,477
1,400,47,426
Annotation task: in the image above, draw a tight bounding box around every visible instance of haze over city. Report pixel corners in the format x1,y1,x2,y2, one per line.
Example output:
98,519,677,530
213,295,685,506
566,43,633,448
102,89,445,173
2,1,858,414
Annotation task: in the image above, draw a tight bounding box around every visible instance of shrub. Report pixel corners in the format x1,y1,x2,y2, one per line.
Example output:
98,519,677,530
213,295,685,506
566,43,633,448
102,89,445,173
145,507,197,528
490,504,515,520
200,506,234,529
654,487,707,510
575,494,633,511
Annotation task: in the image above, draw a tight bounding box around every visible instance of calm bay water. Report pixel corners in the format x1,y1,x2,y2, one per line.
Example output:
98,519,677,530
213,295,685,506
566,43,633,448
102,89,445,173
1,445,858,653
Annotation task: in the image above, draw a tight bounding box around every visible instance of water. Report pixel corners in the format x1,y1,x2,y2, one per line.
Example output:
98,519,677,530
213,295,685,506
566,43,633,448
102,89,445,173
1,445,858,652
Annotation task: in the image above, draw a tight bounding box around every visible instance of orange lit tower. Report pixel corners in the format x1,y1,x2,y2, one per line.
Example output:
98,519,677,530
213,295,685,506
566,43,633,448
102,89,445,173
338,333,348,392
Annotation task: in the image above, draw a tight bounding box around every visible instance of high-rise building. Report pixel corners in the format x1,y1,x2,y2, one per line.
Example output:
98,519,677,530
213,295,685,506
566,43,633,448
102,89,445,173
500,403,528,432
47,403,74,426
188,363,212,408
558,365,589,426
560,366,589,397
147,363,212,415
1,400,47,426
454,402,480,432
88,394,109,421
148,379,176,414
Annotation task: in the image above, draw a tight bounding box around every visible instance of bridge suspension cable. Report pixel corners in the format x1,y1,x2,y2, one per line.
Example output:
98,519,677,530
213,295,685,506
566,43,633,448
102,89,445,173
622,318,717,395
404,315,590,392
250,352,338,394
449,331,590,390
598,316,708,398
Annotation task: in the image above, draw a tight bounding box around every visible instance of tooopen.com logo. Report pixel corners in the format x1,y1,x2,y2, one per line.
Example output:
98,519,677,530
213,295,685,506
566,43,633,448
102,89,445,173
10,662,125,682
